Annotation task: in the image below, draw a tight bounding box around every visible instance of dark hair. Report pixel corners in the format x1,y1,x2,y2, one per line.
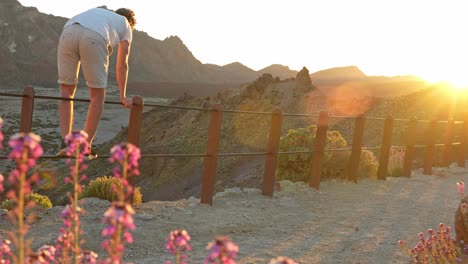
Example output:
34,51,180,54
115,8,136,29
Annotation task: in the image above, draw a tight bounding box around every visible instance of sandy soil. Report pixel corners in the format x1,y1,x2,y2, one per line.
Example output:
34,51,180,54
1,164,467,264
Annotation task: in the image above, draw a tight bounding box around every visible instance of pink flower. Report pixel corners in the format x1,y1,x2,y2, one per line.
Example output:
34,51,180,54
457,181,465,198
0,239,12,264
109,143,141,179
102,202,135,237
166,230,191,264
64,130,89,172
268,256,298,264
108,143,141,202
25,245,56,264
55,229,74,259
79,250,98,264
0,116,4,148
399,223,458,262
205,236,239,264
65,130,90,156
8,133,43,164
166,229,191,255
0,174,4,193
55,204,85,262
64,131,89,185
60,131,90,261
101,202,136,262
5,133,43,264
36,245,56,263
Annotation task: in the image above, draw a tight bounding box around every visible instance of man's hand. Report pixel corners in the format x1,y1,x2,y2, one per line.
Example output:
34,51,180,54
121,97,133,109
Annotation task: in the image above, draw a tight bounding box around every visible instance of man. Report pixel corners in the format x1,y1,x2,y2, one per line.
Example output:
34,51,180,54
56,7,136,159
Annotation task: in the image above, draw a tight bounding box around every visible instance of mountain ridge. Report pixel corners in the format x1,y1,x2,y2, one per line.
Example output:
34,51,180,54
0,0,298,89
1,0,423,100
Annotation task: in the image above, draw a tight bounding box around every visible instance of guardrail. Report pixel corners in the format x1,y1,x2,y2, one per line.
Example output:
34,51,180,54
1,86,467,205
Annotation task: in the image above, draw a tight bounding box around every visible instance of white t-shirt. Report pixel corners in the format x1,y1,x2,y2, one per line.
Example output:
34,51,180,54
64,8,132,47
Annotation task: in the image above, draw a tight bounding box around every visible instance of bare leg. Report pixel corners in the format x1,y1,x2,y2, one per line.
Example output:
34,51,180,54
84,87,105,145
59,84,77,139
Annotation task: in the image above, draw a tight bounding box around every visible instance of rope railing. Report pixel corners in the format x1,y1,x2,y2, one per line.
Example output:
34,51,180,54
2,91,464,122
4,142,460,160
1,87,468,205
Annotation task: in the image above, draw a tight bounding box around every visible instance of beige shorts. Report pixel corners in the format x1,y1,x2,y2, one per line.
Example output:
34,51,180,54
57,23,112,88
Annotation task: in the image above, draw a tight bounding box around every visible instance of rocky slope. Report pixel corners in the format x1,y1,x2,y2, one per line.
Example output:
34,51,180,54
41,67,320,204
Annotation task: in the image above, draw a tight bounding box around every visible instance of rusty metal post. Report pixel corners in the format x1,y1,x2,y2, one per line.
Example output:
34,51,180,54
127,96,144,204
200,104,223,205
20,86,35,133
377,116,394,180
262,108,282,197
442,119,455,167
309,111,328,189
423,120,437,175
402,119,417,177
457,113,468,167
346,115,365,183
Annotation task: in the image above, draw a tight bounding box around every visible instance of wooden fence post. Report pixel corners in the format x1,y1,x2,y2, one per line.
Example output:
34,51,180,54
458,113,468,167
423,120,437,175
309,111,328,190
262,108,282,197
20,86,34,133
402,118,418,177
127,96,144,204
127,96,144,146
346,115,365,183
200,104,223,205
377,116,393,180
442,119,455,167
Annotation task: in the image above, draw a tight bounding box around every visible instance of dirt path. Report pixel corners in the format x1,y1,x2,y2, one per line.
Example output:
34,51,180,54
1,164,466,263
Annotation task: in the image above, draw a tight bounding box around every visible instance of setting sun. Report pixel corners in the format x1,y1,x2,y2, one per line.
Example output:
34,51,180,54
420,71,468,91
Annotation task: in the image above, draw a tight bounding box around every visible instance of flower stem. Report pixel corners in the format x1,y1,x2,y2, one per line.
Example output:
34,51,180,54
121,154,128,203
113,222,123,261
73,149,80,264
175,250,180,264
16,148,28,264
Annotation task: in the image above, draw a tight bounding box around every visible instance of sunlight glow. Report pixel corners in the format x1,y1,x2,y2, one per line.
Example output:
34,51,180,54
422,75,468,91
421,64,468,90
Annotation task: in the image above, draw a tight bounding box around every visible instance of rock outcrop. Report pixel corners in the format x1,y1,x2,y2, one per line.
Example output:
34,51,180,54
296,66,313,92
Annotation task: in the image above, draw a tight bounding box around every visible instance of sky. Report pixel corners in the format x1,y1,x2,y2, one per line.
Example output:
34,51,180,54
17,0,468,85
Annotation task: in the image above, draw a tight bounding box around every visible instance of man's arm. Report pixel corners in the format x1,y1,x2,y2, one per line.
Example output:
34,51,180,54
117,40,133,109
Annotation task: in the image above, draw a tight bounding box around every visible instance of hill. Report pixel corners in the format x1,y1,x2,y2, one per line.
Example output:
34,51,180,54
310,66,428,98
258,64,298,80
0,0,299,97
310,65,367,81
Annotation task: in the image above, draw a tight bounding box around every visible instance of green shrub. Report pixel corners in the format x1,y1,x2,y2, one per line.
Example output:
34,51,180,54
358,150,379,177
79,176,142,205
277,125,378,182
0,193,53,210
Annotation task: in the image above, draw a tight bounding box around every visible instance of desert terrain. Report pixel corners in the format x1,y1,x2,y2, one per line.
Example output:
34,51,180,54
0,164,465,263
